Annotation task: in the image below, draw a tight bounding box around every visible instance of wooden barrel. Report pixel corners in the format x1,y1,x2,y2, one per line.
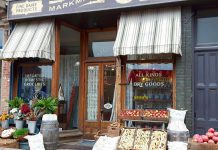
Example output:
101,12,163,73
40,121,59,150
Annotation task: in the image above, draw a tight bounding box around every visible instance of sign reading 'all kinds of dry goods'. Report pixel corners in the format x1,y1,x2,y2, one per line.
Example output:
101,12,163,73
8,0,186,20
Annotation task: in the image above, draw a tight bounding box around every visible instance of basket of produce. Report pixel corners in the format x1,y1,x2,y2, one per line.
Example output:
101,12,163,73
1,128,16,139
189,128,218,150
132,128,151,150
142,109,169,122
149,130,167,150
119,110,143,120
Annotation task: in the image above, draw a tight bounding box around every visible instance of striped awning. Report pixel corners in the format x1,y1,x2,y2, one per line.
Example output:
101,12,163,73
1,20,55,60
113,7,181,56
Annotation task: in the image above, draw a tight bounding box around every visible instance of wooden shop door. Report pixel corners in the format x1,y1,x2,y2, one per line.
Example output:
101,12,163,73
84,63,116,138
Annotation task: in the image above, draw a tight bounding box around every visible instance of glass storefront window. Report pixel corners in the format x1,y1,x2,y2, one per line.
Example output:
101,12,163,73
18,65,52,102
126,63,173,110
88,31,116,57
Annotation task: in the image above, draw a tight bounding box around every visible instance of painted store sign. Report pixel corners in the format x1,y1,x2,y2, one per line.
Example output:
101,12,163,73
8,0,186,20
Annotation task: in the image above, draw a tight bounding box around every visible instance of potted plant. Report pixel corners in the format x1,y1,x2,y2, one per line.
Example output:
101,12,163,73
0,113,12,129
25,108,42,134
8,97,24,123
15,104,30,129
13,128,30,150
33,97,58,115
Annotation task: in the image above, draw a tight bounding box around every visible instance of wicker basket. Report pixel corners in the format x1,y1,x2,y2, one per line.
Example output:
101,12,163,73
0,139,19,148
107,122,121,137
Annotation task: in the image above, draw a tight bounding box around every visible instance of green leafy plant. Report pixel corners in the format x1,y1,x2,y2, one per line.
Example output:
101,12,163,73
8,97,24,109
33,97,58,115
13,128,29,140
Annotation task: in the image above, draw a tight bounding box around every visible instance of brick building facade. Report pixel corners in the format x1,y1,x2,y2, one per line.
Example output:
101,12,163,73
2,0,218,135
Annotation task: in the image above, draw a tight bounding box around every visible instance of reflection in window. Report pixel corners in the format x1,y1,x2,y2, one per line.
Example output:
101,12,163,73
18,65,52,102
88,31,116,57
92,41,114,57
126,63,173,110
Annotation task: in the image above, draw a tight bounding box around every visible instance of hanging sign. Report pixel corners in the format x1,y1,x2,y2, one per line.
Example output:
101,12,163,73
8,0,186,20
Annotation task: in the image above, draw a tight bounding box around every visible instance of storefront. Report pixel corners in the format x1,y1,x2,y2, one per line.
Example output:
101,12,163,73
4,0,218,138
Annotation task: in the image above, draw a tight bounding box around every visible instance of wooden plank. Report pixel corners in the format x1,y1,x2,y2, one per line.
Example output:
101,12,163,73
51,20,61,97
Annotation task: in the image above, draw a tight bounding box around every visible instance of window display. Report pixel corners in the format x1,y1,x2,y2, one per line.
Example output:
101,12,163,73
18,65,52,102
126,63,173,110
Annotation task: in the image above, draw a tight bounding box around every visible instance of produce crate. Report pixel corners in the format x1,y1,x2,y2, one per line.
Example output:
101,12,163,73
143,116,169,122
119,109,143,120
188,138,218,150
0,139,19,148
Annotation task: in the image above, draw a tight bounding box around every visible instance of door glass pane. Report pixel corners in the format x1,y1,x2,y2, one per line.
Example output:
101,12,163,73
197,16,218,44
126,63,173,110
102,64,116,121
87,66,99,121
18,65,52,103
59,25,80,129
196,9,218,45
88,31,116,57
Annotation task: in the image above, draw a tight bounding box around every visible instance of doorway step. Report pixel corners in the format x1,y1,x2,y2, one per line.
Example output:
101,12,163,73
59,129,83,143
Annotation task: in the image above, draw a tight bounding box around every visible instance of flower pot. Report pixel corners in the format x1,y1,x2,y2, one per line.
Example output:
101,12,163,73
19,141,30,150
15,120,24,129
1,120,9,129
13,112,18,124
28,121,37,134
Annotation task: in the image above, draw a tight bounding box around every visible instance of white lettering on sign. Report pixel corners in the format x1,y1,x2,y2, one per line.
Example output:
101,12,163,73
11,0,43,16
49,0,105,12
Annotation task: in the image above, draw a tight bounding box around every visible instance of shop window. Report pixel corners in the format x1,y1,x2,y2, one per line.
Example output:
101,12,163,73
196,9,218,45
126,63,173,110
59,25,80,129
0,29,4,49
18,65,52,102
88,31,116,57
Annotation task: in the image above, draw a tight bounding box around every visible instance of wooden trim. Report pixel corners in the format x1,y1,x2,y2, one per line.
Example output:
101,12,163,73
13,61,18,98
86,27,117,33
17,62,53,67
60,20,82,32
126,59,174,64
85,57,116,63
120,56,127,111
78,31,88,132
51,20,61,97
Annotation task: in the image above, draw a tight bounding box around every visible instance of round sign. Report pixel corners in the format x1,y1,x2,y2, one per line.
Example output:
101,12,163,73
104,103,113,109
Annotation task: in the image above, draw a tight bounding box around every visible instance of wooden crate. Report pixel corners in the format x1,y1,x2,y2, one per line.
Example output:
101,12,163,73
0,139,19,148
188,138,218,150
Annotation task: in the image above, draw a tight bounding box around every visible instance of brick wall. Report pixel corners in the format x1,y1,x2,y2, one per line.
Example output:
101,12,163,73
0,61,11,113
0,14,10,114
176,6,193,134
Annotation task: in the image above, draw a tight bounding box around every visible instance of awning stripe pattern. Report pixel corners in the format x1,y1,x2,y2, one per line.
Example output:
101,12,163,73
113,7,181,56
1,20,55,60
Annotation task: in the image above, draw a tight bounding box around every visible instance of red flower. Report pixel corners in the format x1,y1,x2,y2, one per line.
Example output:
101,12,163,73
20,104,30,114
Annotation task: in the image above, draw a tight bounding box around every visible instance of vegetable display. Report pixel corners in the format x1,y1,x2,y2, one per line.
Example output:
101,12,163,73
192,128,218,144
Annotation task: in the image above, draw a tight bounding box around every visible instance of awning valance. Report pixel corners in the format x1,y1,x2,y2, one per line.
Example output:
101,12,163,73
113,7,181,56
1,20,55,61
